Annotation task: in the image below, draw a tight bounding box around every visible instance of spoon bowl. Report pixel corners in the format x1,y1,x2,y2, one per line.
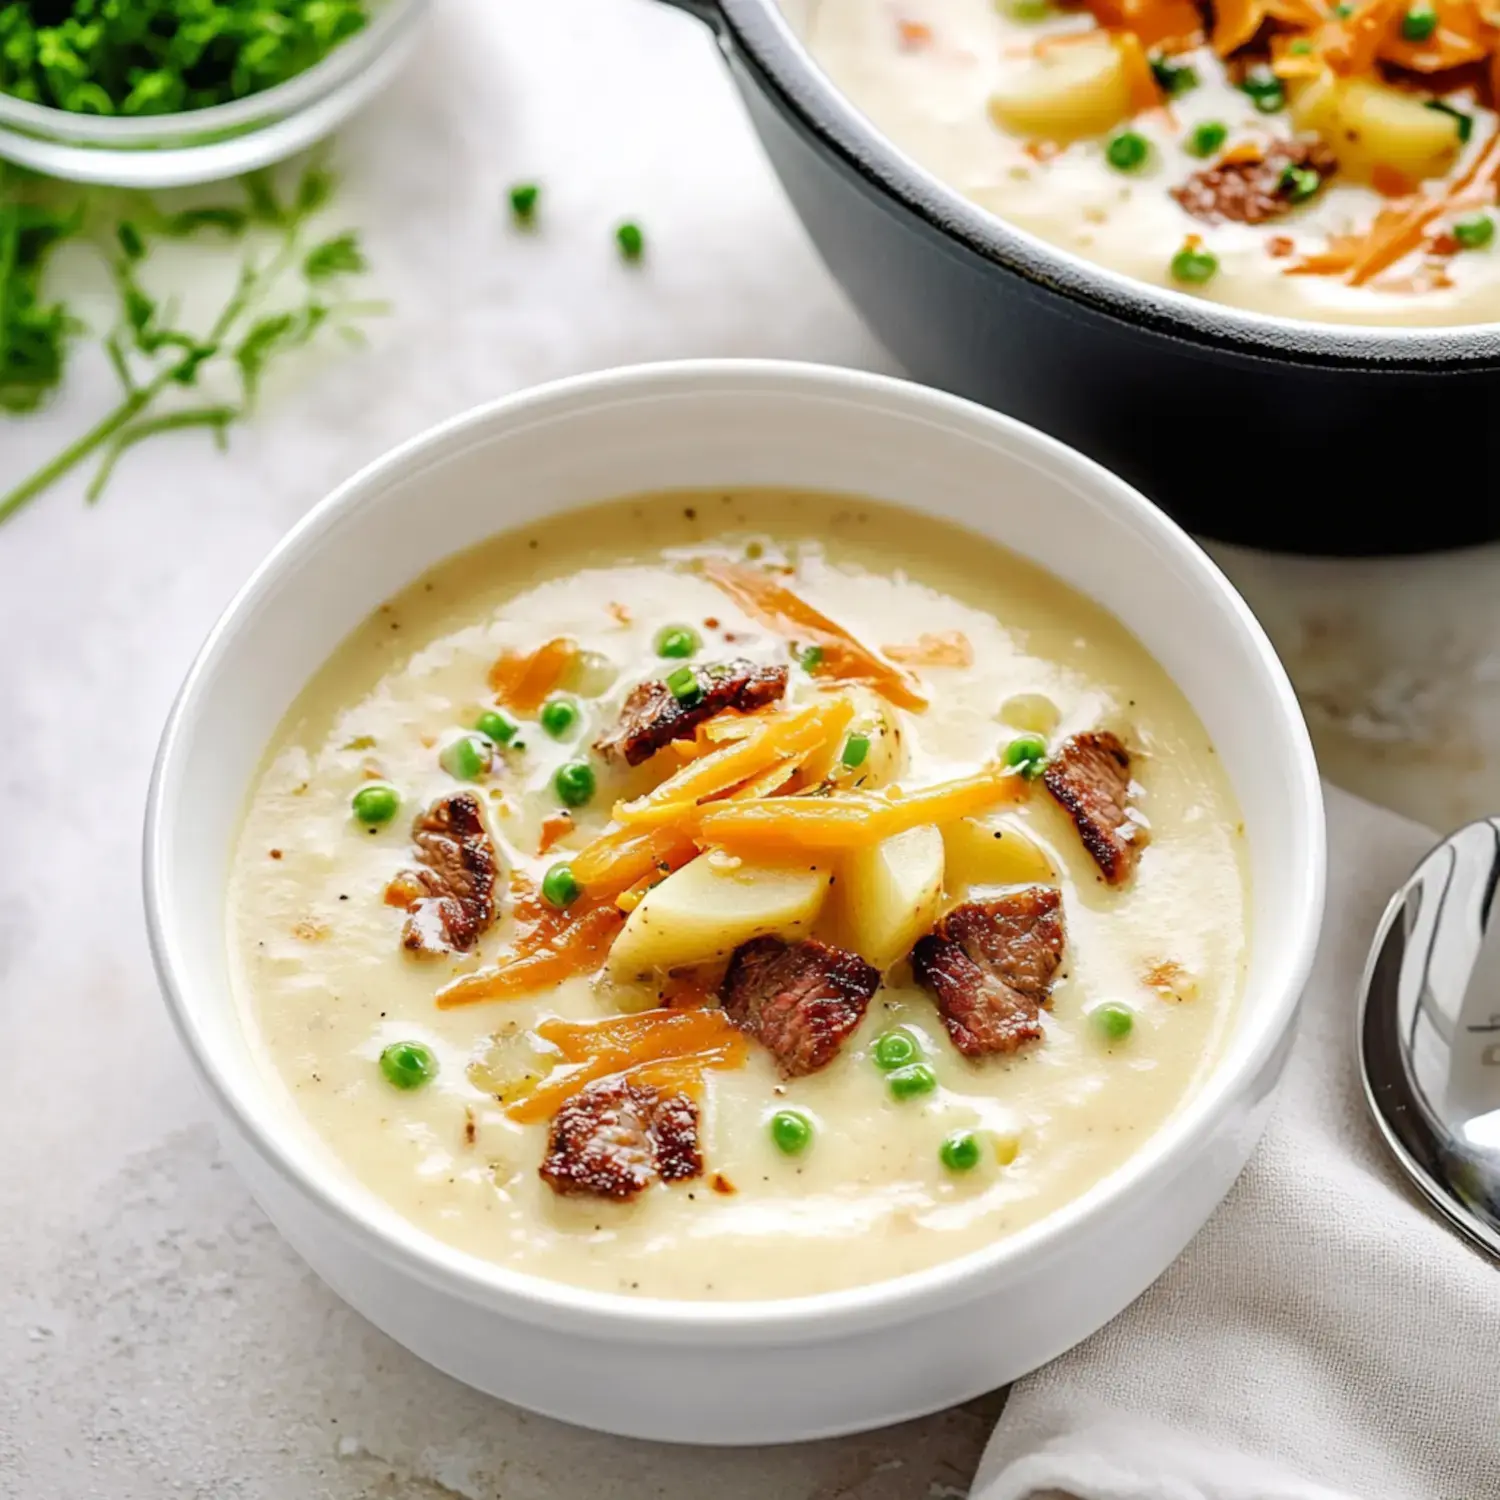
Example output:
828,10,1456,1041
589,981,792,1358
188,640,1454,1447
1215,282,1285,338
1360,817,1500,1261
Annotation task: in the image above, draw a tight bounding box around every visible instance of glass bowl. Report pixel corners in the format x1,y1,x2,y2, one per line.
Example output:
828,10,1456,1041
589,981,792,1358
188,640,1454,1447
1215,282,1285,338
0,0,429,189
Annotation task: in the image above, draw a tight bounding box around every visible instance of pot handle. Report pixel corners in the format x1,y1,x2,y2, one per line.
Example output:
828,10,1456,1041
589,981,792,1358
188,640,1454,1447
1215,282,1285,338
655,0,723,24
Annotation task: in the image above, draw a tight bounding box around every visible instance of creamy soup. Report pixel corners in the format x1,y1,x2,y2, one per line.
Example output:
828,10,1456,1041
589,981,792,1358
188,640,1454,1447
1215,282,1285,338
786,0,1500,325
227,490,1248,1300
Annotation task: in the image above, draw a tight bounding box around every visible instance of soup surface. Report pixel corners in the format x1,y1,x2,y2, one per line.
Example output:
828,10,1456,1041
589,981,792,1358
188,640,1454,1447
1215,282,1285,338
787,0,1500,325
227,490,1249,1300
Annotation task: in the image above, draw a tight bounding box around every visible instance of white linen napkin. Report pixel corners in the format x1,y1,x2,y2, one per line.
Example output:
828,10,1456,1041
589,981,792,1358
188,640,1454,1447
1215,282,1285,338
974,783,1500,1500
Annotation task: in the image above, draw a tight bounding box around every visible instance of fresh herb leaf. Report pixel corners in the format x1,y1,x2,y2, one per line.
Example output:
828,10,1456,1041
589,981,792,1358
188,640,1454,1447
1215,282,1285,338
0,161,380,526
0,174,82,416
303,231,366,281
235,311,299,400
116,221,146,262
159,205,250,238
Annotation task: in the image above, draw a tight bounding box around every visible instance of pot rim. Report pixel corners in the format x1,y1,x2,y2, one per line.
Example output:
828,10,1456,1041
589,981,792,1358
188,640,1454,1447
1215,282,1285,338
705,0,1500,370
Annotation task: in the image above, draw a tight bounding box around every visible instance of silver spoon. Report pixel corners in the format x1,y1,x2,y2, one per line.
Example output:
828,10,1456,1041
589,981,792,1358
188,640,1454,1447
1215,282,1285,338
1360,817,1500,1262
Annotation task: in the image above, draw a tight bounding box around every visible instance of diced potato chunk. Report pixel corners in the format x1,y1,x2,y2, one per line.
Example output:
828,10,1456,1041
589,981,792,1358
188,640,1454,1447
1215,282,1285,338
1290,74,1462,184
943,813,1054,890
988,35,1133,144
607,858,830,979
999,692,1061,737
840,824,945,972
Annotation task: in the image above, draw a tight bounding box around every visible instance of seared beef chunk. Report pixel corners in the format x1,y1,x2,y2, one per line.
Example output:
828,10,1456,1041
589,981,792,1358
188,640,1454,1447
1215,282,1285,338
594,658,787,766
396,792,500,955
1043,730,1145,886
1171,138,1337,225
720,936,880,1077
540,1078,702,1200
912,888,1065,1058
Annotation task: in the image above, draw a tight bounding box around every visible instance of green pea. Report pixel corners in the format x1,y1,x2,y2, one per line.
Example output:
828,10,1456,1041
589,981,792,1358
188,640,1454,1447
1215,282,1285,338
475,708,519,745
509,182,540,225
842,734,871,769
351,783,400,826
616,221,645,261
1239,67,1285,113
540,695,580,739
440,733,493,782
940,1129,985,1173
1186,121,1227,158
1401,2,1437,39
655,624,702,659
554,760,597,808
1092,1002,1136,1042
1150,56,1197,98
1279,165,1322,203
664,665,703,706
1454,214,1495,249
1105,130,1149,172
379,1041,437,1091
798,645,825,673
1170,242,1219,285
872,1030,920,1071
541,862,583,908
1003,732,1048,779
769,1108,814,1155
887,1063,937,1101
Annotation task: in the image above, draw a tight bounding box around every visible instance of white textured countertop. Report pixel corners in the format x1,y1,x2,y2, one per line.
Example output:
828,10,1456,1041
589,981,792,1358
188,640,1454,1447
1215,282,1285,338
1,1,1495,1494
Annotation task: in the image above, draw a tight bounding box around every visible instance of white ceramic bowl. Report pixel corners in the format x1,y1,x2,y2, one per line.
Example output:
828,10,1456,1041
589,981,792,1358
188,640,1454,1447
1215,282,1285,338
144,361,1325,1445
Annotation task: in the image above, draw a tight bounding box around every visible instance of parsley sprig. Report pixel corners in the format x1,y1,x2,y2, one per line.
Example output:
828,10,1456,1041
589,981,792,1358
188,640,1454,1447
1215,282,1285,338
0,160,382,527
0,186,80,416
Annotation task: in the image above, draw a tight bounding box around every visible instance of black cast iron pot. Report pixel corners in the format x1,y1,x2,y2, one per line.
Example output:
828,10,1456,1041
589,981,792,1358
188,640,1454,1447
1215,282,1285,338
661,0,1500,554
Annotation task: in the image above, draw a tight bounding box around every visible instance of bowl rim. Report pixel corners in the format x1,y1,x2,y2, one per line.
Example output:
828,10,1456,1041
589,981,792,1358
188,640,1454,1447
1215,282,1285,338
0,0,427,145
144,358,1326,1340
706,0,1500,369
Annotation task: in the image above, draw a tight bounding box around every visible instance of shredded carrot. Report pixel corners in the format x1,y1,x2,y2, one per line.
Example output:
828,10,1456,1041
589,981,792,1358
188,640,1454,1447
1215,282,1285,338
570,824,698,896
615,870,665,912
1213,0,1327,56
659,975,716,1008
613,697,854,829
718,755,806,802
536,811,573,856
897,18,934,48
1379,0,1487,69
487,636,578,711
506,1009,749,1122
882,630,974,667
435,904,623,1009
1218,141,1266,167
702,712,765,743
700,560,927,711
1371,163,1417,199
1291,126,1500,283
694,764,1025,857
1347,130,1500,283
384,872,425,910
1083,0,1204,49
1319,0,1403,73
537,1007,738,1063
1113,31,1165,117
